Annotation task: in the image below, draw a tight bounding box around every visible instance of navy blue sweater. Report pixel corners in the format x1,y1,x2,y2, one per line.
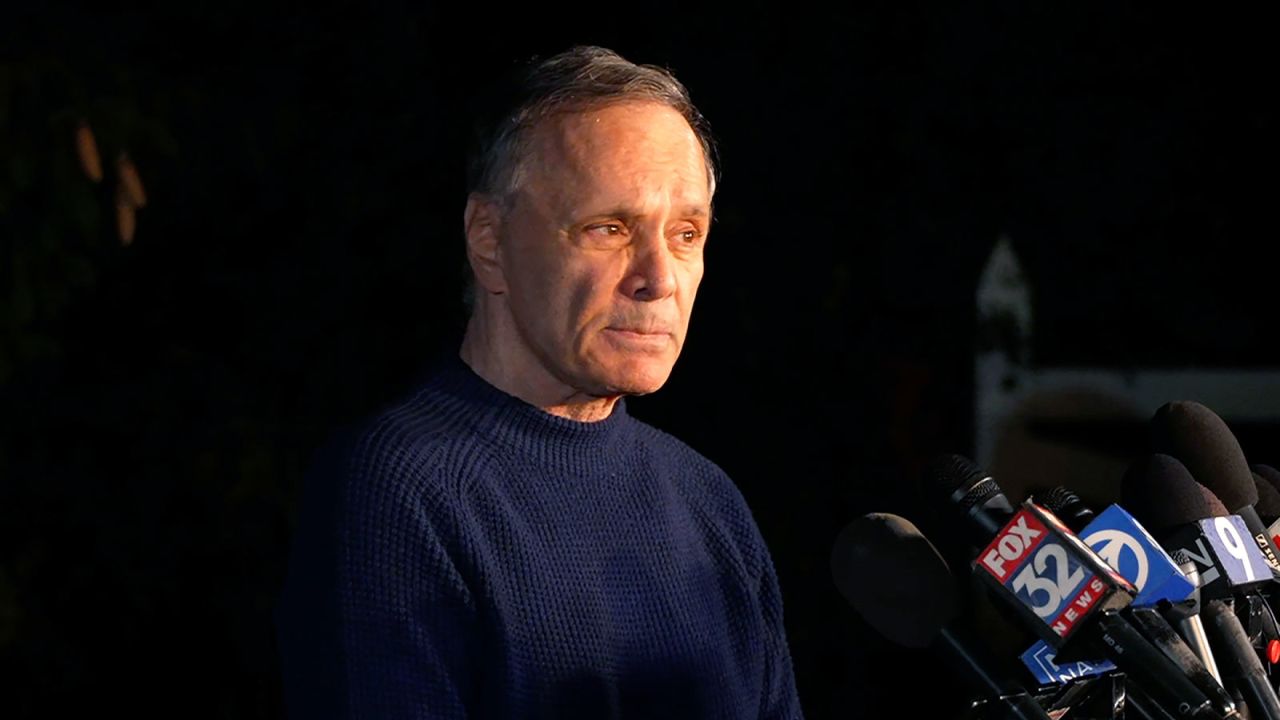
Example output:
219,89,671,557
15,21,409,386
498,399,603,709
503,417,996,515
275,356,804,719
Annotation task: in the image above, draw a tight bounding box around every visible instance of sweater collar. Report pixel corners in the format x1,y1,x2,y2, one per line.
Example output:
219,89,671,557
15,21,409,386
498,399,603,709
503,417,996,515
428,353,634,475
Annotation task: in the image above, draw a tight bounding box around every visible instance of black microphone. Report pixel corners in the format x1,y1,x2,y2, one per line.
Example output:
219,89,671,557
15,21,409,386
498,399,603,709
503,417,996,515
1121,454,1229,536
1251,465,1280,526
1249,464,1280,655
830,512,1053,720
1037,486,1095,530
927,452,1018,546
1151,401,1280,575
1122,453,1280,720
1123,455,1272,598
931,454,1235,719
1204,598,1280,720
1141,409,1280,691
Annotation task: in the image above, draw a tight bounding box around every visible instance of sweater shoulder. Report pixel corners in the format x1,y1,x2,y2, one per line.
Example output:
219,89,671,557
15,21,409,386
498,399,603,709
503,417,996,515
630,419,769,573
340,381,499,509
631,419,738,498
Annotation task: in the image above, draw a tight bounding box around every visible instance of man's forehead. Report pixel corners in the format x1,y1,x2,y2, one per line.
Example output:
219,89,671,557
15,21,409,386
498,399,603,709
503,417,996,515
545,105,689,154
524,103,712,208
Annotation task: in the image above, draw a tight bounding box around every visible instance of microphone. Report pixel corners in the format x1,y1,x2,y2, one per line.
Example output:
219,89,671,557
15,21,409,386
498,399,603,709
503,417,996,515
1254,466,1280,571
1011,488,1110,685
1122,453,1280,720
1251,465,1280,533
1123,455,1273,598
1038,486,1197,607
1106,456,1223,684
1204,598,1280,720
1250,467,1280,526
931,454,1235,719
1151,401,1280,575
1169,549,1222,686
1036,486,1230,707
927,452,1018,547
830,512,1054,720
1038,486,1095,529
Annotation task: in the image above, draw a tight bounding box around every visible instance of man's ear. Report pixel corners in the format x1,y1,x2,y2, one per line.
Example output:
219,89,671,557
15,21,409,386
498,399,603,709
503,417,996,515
464,192,507,295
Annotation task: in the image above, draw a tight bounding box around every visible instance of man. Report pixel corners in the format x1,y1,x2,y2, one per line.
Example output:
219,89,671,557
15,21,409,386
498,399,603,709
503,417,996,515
275,45,804,719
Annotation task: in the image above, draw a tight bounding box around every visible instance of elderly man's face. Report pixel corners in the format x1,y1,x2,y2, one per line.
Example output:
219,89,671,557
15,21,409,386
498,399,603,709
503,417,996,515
496,101,711,398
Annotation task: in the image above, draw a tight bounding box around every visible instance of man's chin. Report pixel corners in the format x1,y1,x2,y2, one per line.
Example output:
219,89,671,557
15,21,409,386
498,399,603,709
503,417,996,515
589,363,675,398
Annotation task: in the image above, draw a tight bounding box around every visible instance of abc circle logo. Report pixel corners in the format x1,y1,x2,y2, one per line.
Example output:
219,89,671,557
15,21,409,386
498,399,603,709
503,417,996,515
1081,529,1148,591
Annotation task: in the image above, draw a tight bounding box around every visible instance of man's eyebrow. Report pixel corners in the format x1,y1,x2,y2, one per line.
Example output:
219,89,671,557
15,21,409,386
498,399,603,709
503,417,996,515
580,205,711,220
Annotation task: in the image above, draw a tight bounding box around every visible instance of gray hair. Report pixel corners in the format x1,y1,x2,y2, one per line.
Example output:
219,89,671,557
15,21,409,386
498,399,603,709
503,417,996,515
466,45,719,205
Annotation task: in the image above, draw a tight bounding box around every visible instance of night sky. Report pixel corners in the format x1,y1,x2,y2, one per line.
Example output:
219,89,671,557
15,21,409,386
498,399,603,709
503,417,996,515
4,3,1278,718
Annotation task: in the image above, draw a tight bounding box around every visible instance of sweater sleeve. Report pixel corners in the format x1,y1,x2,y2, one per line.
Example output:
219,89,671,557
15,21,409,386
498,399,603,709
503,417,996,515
339,436,483,719
275,429,483,720
756,537,805,720
659,437,806,720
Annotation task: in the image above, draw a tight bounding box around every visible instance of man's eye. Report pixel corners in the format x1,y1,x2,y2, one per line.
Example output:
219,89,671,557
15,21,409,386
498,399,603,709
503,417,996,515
677,229,703,244
588,224,623,236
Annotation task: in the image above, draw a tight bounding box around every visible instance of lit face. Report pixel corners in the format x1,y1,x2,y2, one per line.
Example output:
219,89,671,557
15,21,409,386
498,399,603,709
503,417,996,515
490,101,712,399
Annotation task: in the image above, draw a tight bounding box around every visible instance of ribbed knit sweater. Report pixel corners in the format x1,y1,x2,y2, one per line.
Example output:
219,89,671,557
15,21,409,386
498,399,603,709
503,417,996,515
274,355,804,719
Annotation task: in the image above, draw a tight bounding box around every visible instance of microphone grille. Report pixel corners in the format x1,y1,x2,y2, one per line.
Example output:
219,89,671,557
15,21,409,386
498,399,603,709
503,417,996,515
1038,486,1080,516
926,453,989,497
958,477,1001,512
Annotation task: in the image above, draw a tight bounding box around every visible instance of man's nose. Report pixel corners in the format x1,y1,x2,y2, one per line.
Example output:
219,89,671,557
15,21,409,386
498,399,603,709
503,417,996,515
621,230,677,302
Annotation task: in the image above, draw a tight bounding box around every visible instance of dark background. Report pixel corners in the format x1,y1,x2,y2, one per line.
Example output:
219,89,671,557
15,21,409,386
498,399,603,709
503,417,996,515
3,3,1278,718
